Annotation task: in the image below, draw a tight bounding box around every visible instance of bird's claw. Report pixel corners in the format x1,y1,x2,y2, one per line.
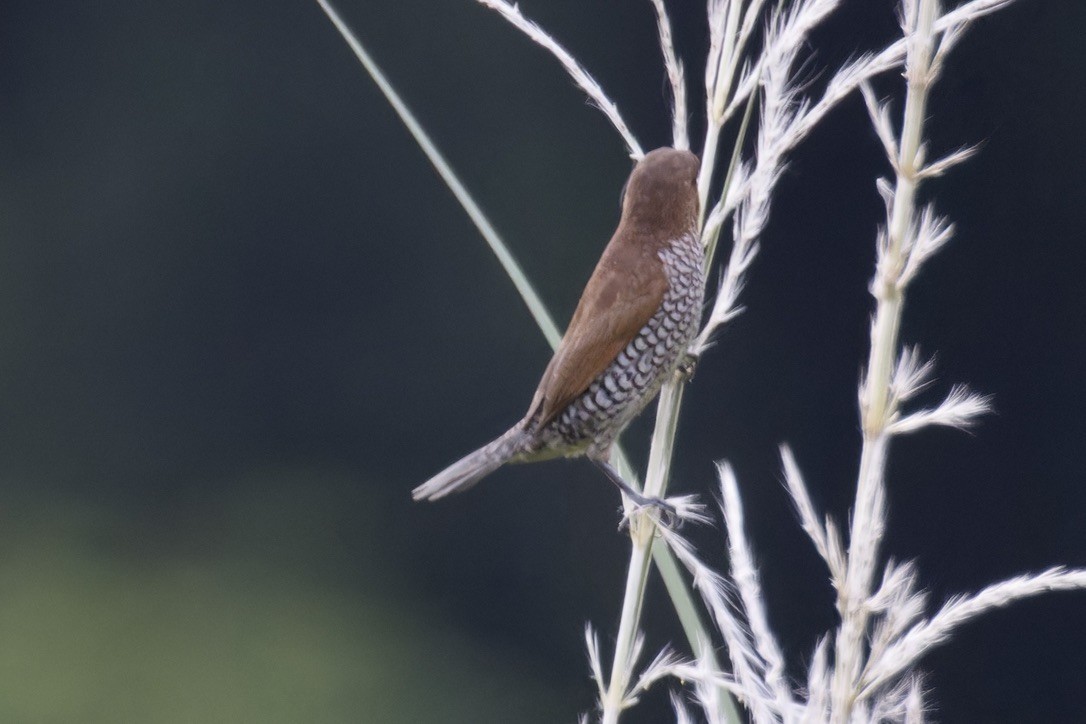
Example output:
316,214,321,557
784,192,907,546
677,351,700,382
618,496,680,531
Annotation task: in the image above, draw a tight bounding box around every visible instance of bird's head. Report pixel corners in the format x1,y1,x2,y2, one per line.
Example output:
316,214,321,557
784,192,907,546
620,148,700,238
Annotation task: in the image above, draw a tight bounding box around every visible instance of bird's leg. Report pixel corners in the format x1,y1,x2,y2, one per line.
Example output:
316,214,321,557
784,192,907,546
676,349,700,382
592,458,677,528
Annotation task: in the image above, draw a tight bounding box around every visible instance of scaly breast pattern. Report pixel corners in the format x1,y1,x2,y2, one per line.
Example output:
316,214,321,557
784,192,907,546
524,232,705,461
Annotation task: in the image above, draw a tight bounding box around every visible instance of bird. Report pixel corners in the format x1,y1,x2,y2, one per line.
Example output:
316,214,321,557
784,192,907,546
412,147,704,513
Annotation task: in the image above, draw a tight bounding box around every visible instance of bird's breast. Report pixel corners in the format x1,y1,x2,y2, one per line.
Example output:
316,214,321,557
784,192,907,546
532,232,705,455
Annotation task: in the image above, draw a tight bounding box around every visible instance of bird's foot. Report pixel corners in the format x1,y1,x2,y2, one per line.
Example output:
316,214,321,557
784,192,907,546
677,350,700,382
620,492,712,532
620,494,679,531
593,458,680,530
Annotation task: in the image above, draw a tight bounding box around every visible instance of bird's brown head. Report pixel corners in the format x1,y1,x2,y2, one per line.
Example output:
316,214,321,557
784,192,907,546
620,147,700,240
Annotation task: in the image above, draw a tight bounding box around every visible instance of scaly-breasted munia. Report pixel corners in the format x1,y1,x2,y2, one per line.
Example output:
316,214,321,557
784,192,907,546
413,148,703,510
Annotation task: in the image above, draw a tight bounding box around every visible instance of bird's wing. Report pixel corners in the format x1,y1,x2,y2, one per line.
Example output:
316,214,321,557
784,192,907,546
526,240,668,429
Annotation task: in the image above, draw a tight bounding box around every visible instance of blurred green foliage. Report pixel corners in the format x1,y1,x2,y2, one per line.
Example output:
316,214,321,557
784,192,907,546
0,479,569,723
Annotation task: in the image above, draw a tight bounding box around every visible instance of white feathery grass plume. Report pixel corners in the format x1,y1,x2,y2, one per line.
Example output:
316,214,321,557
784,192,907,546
670,690,698,724
782,0,1018,149
720,0,1015,175
585,623,608,707
801,638,832,724
628,0,1081,719
822,518,848,589
690,649,731,724
885,384,991,435
889,346,935,405
646,450,1086,723
719,58,760,126
718,0,841,154
594,628,650,715
904,679,926,724
655,517,779,722
602,386,736,719
695,275,747,352
829,1,1052,719
917,143,978,179
639,653,754,707
699,0,742,210
597,626,652,721
860,568,1086,698
866,562,927,666
899,205,956,285
861,83,901,166
780,52,901,150
695,0,843,355
938,0,1017,26
647,0,689,150
831,428,889,717
699,0,772,217
867,675,924,723
610,0,921,710
600,576,648,724
702,0,825,198
649,655,770,720
623,631,648,705
718,0,774,123
779,445,846,585
629,649,750,724
866,562,908,615
717,463,794,715
831,0,943,716
475,0,644,159
704,0,727,96
625,646,687,708
649,547,742,723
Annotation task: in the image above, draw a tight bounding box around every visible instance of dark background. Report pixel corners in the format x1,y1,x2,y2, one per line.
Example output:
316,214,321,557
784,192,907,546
1,0,1084,721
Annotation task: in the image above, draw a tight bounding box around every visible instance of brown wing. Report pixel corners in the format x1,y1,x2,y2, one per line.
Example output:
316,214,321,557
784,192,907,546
525,238,668,430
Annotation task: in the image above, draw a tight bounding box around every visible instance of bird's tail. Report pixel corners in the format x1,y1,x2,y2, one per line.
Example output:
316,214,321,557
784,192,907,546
412,427,527,501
